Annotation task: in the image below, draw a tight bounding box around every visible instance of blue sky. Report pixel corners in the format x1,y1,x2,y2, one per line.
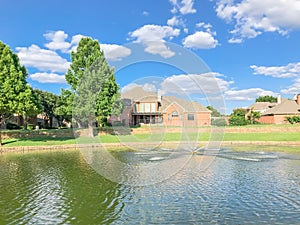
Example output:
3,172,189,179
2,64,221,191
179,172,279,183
1,0,300,114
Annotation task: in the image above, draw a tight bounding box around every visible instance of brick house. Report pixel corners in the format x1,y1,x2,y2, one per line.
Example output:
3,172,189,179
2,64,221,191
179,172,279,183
111,87,211,127
247,94,300,124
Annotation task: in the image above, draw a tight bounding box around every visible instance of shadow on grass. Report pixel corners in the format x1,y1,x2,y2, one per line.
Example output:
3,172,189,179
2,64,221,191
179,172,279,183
2,139,18,145
2,136,76,147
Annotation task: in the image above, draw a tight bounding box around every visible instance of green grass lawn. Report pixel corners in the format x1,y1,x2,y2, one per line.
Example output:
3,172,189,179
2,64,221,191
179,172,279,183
2,137,76,147
2,131,299,147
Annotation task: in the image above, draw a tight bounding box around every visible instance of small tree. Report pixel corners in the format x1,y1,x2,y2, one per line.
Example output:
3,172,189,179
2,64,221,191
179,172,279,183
229,108,248,126
246,108,261,124
17,86,42,129
55,89,73,127
207,106,222,117
35,89,60,128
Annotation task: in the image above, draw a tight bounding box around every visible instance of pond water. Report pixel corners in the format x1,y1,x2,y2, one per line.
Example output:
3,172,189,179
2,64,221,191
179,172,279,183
0,149,299,224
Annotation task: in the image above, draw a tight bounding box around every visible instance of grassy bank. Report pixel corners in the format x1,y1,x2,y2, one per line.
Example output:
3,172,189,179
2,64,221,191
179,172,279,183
1,131,299,147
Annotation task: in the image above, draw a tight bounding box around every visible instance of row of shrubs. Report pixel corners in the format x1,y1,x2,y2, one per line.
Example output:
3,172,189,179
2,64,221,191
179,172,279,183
286,116,300,124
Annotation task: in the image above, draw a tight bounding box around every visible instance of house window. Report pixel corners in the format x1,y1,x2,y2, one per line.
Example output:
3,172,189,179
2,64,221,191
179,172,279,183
168,114,170,121
139,103,144,112
172,111,179,117
151,103,156,112
145,103,151,112
187,114,194,121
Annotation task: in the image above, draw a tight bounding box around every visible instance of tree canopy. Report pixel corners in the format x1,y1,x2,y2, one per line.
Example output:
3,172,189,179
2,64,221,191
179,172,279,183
206,106,222,117
256,95,277,103
0,41,42,143
65,37,122,135
229,108,248,126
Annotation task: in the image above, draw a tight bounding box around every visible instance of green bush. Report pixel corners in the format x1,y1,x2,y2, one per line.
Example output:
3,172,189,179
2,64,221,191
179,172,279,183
229,115,249,126
211,118,227,126
6,122,21,130
286,116,300,124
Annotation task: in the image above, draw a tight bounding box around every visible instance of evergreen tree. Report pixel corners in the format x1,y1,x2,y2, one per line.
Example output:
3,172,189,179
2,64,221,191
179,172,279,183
65,37,122,136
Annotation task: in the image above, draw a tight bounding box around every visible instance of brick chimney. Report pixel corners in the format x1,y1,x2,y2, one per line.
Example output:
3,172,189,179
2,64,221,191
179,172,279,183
297,94,300,105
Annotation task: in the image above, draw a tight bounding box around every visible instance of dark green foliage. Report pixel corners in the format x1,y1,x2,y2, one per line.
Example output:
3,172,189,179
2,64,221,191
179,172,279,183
229,108,249,126
6,122,21,130
55,89,73,126
0,41,42,143
207,106,222,117
256,95,277,103
246,108,261,124
66,37,122,133
286,116,300,124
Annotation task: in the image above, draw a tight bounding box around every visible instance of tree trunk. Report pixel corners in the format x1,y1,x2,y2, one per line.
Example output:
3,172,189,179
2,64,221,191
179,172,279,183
23,115,28,130
50,117,53,128
88,117,94,137
0,118,3,146
0,125,2,146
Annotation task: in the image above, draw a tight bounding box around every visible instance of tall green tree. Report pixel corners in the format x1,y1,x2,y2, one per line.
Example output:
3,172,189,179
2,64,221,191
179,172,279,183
256,95,277,103
65,37,122,136
0,41,41,144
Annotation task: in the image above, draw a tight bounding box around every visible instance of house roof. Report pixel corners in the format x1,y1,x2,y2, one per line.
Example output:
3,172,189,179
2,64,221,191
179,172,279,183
248,102,277,111
262,99,300,115
121,86,156,101
121,87,210,113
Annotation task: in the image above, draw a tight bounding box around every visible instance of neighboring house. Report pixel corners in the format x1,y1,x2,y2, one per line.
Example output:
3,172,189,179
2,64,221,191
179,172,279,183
110,87,211,127
247,94,300,124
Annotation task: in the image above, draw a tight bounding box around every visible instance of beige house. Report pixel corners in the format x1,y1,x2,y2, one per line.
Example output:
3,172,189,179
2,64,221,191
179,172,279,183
248,94,300,124
110,87,211,127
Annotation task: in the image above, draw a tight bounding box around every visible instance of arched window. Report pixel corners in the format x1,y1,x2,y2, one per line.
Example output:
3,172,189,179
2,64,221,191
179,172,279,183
172,111,179,117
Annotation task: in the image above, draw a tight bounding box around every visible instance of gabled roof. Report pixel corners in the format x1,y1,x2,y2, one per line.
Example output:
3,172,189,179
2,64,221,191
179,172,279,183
162,96,209,112
248,102,277,111
121,87,210,113
121,86,156,101
262,99,300,115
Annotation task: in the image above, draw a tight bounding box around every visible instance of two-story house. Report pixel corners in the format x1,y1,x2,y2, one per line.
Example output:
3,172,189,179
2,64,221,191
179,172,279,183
113,87,211,127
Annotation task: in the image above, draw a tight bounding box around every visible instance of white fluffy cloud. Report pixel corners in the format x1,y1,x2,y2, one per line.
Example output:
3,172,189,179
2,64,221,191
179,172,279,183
170,0,196,15
44,30,71,53
121,83,156,93
129,24,180,58
161,73,232,94
16,44,70,73
251,62,300,78
281,78,300,94
101,44,131,61
183,31,218,49
30,72,66,84
167,16,181,27
225,88,277,101
216,0,300,42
